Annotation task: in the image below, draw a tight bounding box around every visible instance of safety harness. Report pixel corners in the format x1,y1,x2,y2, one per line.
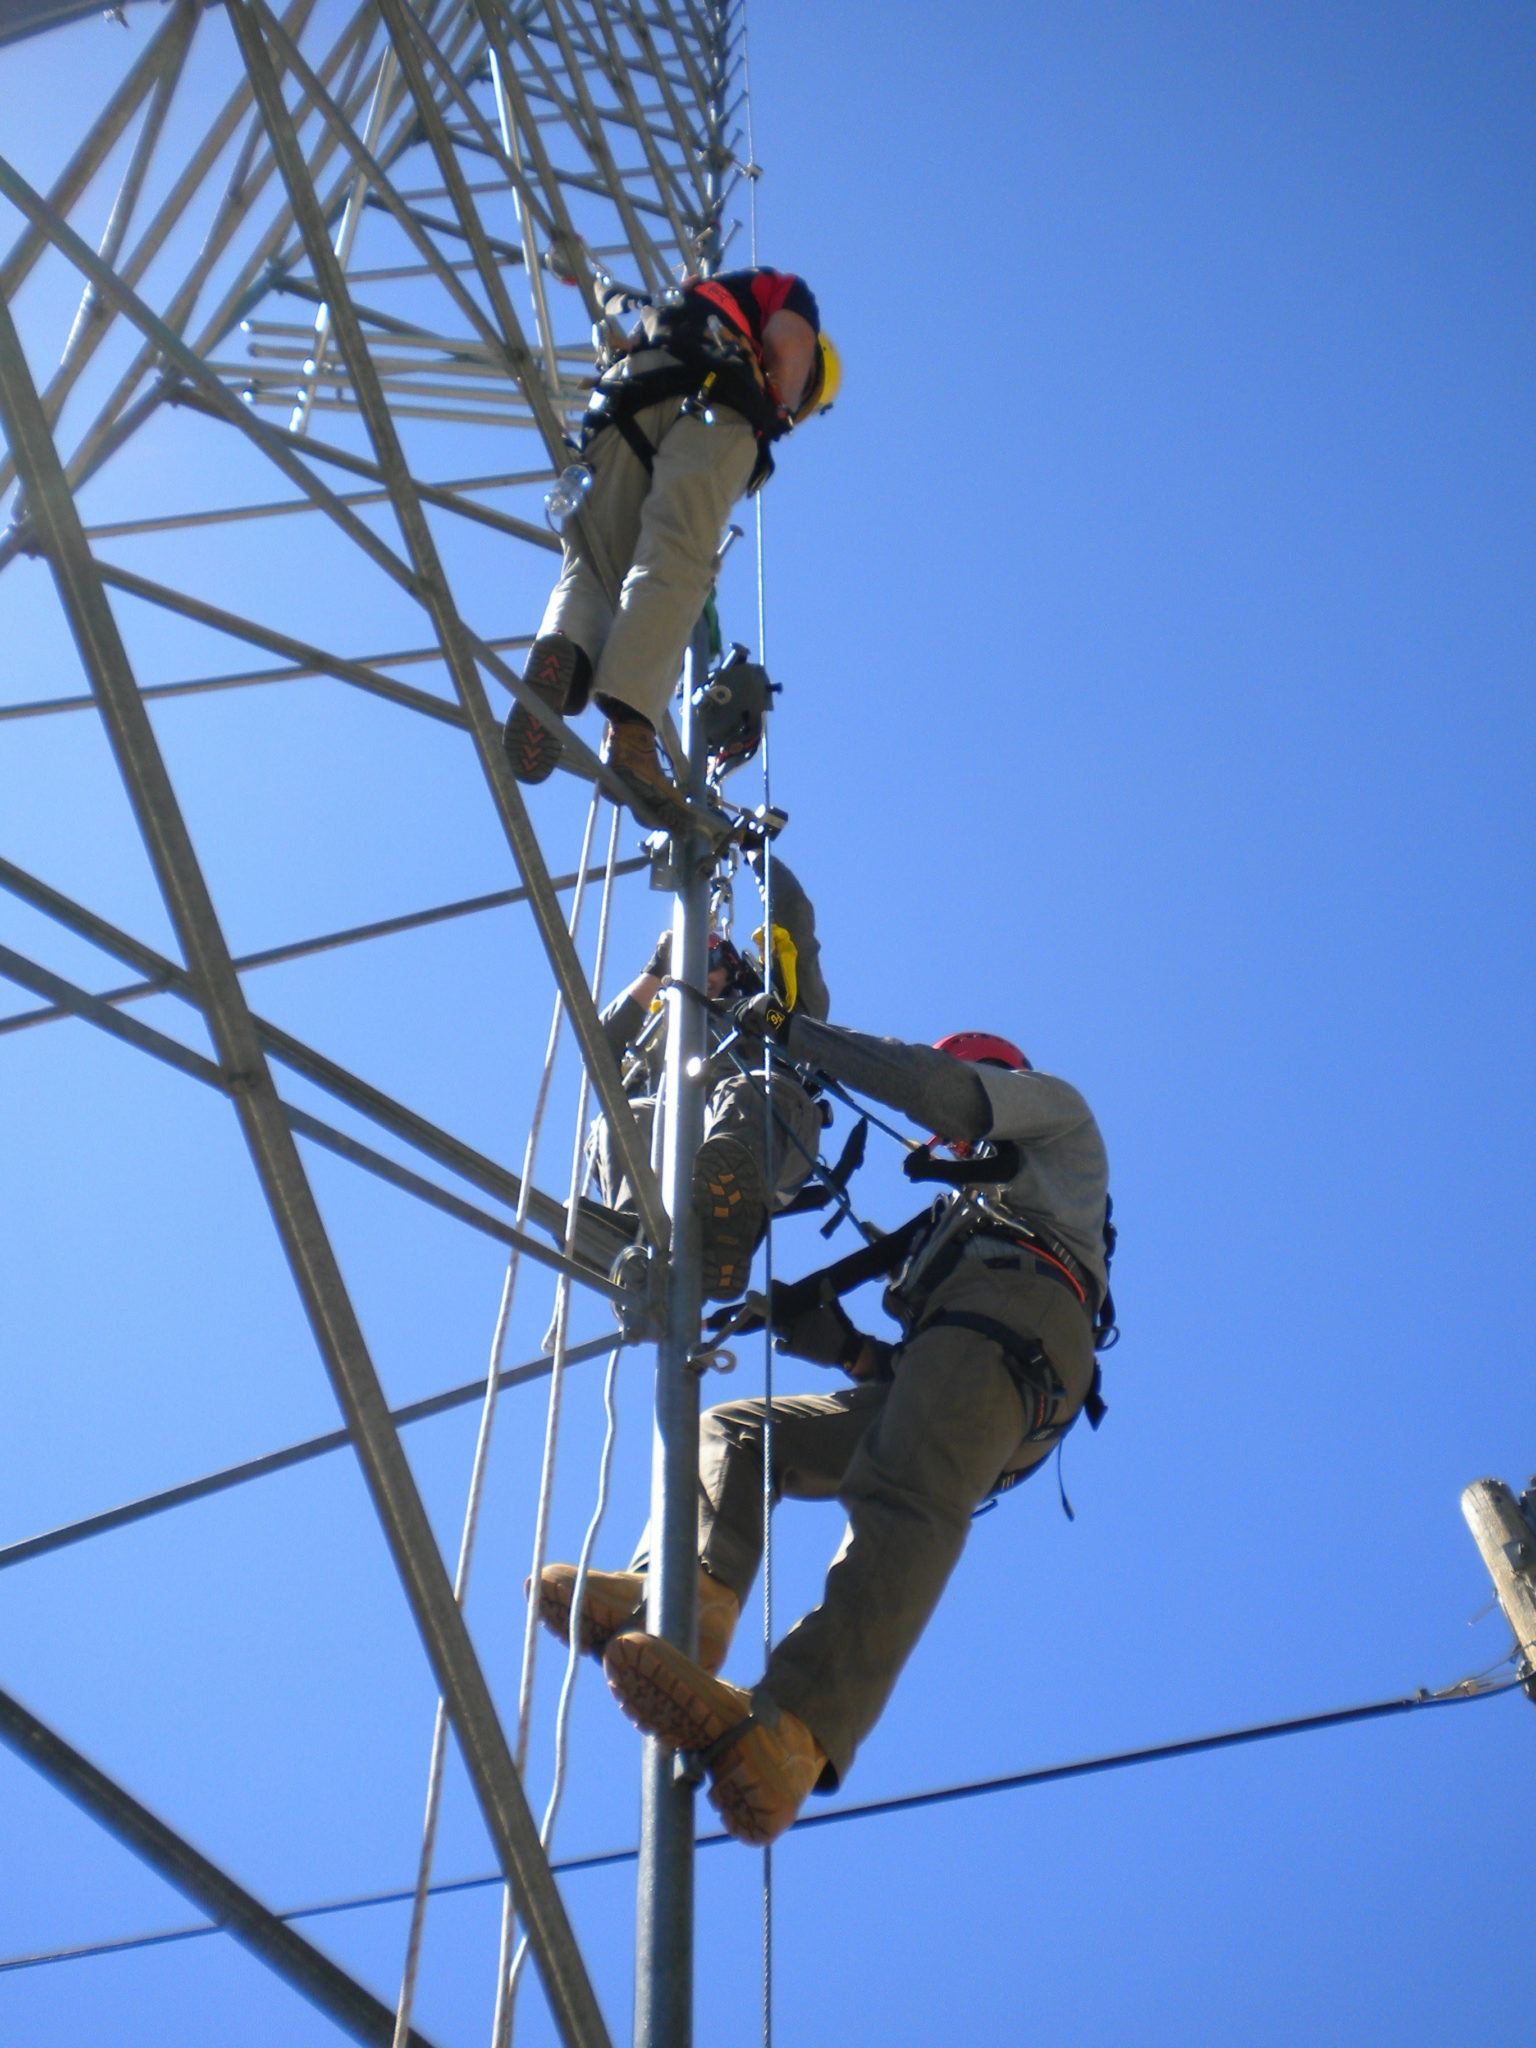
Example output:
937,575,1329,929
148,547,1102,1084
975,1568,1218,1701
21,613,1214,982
899,1144,1118,1352
753,1147,1118,1504
583,280,794,490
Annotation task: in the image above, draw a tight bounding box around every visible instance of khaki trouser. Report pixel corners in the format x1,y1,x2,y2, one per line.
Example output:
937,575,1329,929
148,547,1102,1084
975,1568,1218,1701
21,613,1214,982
635,1254,1096,1787
592,1069,822,1217
538,356,759,729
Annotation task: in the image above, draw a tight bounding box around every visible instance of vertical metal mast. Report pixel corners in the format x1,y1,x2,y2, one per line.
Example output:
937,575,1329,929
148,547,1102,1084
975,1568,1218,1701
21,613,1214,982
1,0,747,2037
633,624,710,2048
633,12,736,2040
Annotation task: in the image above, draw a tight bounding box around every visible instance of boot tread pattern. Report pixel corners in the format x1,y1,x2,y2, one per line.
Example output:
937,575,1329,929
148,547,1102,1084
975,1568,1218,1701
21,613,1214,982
692,1134,765,1300
605,1635,747,1755
538,1579,642,1655
503,642,572,785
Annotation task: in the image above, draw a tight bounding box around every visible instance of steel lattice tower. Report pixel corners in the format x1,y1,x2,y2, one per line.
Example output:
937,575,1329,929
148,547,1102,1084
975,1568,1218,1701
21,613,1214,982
0,3,753,2042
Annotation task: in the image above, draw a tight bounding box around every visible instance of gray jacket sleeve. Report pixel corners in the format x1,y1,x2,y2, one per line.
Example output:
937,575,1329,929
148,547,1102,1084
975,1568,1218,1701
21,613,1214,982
600,990,648,1063
974,1065,1095,1145
783,1016,991,1143
752,856,829,1021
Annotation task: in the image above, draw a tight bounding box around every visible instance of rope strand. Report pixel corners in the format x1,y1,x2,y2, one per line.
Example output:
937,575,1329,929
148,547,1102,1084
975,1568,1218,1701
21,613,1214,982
390,784,608,2048
494,802,624,2047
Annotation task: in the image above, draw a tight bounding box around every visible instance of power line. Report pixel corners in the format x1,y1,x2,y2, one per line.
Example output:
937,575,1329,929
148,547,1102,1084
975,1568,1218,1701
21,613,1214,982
2,1669,1516,1978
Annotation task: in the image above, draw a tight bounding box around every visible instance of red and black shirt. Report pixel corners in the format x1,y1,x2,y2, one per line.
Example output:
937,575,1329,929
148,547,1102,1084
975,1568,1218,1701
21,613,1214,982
681,269,821,356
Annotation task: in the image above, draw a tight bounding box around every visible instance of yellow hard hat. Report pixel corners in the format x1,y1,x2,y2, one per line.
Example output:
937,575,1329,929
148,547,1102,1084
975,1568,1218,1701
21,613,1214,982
793,333,841,425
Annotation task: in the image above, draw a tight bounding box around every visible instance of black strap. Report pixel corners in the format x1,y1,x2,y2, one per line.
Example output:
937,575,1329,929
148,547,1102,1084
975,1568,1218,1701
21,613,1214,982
583,344,779,487
696,1712,758,1772
903,1140,1022,1188
610,408,658,474
1084,1360,1107,1429
798,1206,932,1300
916,1308,1068,1447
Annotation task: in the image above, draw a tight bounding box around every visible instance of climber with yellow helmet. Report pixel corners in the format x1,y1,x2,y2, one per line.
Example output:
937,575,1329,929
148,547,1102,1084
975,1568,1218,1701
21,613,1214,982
585,850,828,1301
504,268,836,830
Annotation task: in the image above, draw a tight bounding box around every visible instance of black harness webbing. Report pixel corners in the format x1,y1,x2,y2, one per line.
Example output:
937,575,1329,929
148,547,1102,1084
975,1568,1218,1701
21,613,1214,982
913,1308,1105,1520
903,1140,1023,1188
915,1309,1066,1446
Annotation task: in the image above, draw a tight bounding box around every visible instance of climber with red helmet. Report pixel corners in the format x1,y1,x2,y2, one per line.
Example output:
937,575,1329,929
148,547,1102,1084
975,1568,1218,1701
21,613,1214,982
543,1006,1113,1848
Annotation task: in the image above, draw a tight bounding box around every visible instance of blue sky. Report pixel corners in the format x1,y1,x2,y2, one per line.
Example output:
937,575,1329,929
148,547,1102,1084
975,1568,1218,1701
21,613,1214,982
1,3,1533,2044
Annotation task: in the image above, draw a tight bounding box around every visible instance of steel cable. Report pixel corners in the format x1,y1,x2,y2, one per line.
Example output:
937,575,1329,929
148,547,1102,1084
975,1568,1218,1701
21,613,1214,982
737,31,777,2016
498,1335,624,2029
741,37,776,2006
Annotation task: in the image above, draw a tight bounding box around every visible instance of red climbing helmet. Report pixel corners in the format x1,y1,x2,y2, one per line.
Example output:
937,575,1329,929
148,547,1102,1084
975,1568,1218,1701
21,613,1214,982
934,1031,1031,1071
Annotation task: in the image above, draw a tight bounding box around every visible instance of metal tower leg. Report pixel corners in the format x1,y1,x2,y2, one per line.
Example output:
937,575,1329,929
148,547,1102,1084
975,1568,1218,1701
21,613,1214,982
0,288,610,2048
0,1684,440,2048
634,625,712,2048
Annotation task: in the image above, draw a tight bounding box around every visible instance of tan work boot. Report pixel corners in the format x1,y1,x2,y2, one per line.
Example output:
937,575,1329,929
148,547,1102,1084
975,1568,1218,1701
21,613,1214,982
603,1631,826,1847
535,1563,739,1675
605,715,693,833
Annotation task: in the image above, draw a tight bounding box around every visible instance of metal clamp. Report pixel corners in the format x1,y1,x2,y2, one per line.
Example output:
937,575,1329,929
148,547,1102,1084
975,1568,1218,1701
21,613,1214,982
609,1242,662,1344
685,1343,736,1377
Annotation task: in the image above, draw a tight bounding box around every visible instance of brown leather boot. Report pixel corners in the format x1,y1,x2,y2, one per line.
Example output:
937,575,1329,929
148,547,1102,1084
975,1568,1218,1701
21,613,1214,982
604,714,693,832
535,1563,739,1674
503,634,591,784
603,1631,826,1846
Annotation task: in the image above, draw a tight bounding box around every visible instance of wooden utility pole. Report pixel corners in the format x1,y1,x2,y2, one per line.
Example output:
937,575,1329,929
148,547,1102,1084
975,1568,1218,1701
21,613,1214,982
1461,1477,1536,1702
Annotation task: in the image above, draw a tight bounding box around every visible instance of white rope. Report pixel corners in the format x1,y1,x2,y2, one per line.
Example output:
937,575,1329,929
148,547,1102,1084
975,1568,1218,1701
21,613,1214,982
492,801,623,2048
756,733,777,2048
389,784,607,2048
495,1331,623,2026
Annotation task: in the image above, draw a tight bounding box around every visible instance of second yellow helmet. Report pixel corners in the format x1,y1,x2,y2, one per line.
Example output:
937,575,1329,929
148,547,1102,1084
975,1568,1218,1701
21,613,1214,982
793,333,841,425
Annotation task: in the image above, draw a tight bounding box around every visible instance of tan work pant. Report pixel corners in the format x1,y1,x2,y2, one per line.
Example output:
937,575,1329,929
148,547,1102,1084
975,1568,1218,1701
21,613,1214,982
659,1254,1096,1786
538,359,758,728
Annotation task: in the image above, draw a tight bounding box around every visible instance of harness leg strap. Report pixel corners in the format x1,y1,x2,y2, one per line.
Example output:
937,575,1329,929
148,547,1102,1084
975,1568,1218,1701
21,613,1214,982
608,411,657,475
916,1308,1065,1443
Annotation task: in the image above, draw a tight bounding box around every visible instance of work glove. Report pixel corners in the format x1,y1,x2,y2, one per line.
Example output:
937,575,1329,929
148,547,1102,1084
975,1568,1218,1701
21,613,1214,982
776,1293,863,1369
705,1278,864,1371
728,989,792,1046
644,928,673,980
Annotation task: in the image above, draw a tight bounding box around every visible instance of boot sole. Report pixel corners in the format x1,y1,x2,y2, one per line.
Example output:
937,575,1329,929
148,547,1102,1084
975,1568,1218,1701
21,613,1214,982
504,702,565,784
538,1576,643,1657
692,1135,765,1301
613,771,693,835
604,1633,750,1756
707,1750,792,1847
503,639,581,785
604,1634,806,1847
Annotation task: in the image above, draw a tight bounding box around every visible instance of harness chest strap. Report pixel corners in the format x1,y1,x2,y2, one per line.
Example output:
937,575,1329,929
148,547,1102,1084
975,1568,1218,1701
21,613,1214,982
582,285,787,485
